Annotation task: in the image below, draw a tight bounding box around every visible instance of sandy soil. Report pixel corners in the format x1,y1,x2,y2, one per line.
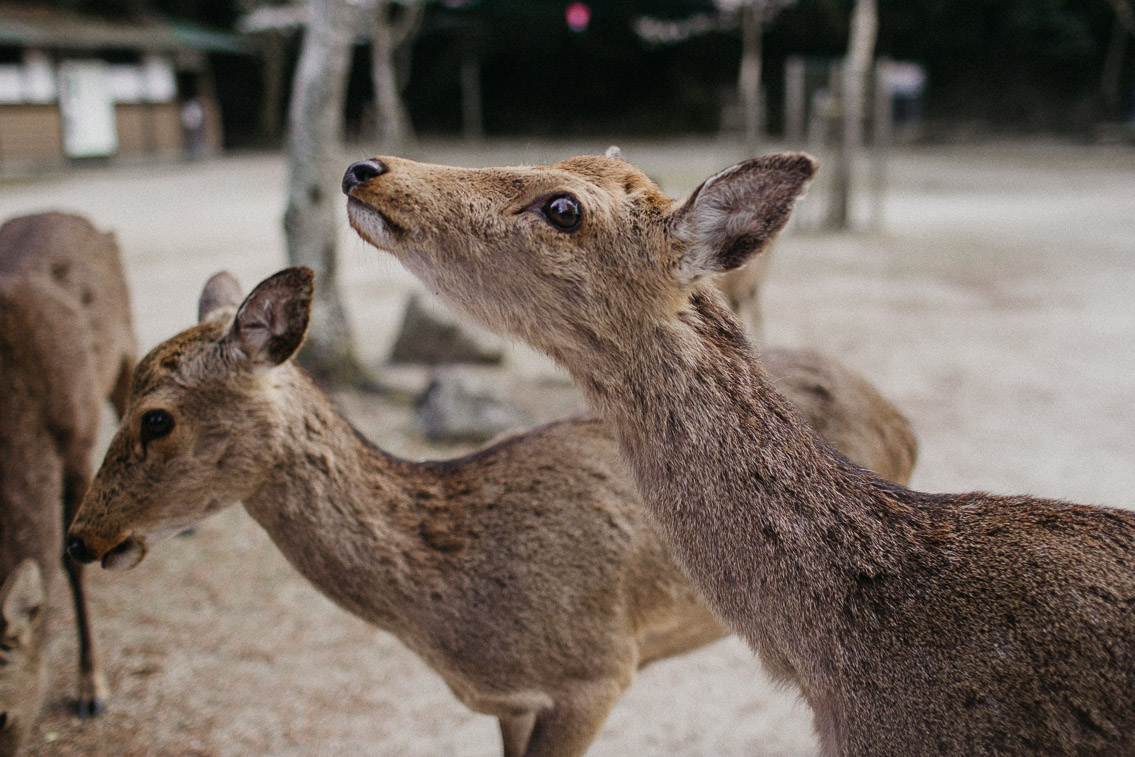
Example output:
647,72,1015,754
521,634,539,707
2,138,1133,756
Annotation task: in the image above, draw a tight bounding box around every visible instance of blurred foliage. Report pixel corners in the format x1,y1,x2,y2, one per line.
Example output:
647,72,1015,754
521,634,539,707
873,0,1120,129
406,0,733,135
30,0,1135,136
408,0,1129,135
39,0,241,26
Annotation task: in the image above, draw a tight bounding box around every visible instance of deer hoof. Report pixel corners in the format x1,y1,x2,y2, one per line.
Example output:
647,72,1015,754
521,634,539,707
77,696,107,719
77,672,110,719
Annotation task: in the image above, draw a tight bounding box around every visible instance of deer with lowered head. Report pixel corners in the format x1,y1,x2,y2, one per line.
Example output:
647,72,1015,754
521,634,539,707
341,151,1135,756
66,265,917,757
0,212,136,753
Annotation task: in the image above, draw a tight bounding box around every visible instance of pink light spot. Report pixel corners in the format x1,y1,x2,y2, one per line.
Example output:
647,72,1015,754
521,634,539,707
565,2,590,33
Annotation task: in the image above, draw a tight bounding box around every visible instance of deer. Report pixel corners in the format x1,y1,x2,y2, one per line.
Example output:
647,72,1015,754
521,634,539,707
0,212,137,753
341,151,1135,756
65,265,919,757
716,256,771,343
0,561,44,757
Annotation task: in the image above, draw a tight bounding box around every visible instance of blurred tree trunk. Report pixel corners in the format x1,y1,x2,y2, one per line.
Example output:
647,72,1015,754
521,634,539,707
369,0,424,154
738,2,764,151
826,0,877,230
258,30,287,145
461,52,484,142
284,0,368,384
1100,0,1135,119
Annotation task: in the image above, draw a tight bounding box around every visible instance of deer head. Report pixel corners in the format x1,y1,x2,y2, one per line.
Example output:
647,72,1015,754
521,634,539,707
66,268,314,571
343,152,817,366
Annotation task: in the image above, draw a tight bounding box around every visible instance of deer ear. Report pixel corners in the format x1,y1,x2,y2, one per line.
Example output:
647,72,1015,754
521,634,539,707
198,271,244,323
227,266,314,370
1,560,44,645
604,145,627,162
670,153,817,282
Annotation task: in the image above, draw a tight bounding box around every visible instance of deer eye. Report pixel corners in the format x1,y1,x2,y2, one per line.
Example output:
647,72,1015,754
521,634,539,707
542,194,582,231
140,409,175,444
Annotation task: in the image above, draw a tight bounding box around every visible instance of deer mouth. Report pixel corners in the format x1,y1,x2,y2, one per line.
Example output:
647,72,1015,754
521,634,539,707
101,537,146,571
346,196,399,249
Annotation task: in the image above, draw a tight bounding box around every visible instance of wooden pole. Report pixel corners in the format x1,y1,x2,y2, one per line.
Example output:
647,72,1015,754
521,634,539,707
784,55,805,146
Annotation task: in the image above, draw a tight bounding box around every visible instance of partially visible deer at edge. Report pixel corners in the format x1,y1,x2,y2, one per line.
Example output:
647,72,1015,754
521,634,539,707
0,213,136,754
341,151,1135,756
66,266,916,757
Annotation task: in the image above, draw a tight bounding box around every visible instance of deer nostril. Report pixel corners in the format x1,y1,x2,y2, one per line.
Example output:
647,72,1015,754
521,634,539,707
342,159,387,194
66,536,95,564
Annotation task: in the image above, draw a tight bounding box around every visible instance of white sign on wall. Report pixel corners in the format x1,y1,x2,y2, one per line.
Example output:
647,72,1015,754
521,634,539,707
58,60,118,158
142,56,177,103
0,66,21,103
22,50,56,102
109,65,145,103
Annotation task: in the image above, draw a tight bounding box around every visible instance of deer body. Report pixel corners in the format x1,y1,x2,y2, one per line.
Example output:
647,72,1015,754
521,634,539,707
0,212,136,751
342,153,1135,755
592,289,1135,755
67,268,917,757
236,379,719,732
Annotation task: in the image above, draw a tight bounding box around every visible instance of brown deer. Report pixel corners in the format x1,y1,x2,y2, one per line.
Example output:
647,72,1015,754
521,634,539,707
66,266,916,757
0,212,136,752
341,152,1135,756
0,561,44,757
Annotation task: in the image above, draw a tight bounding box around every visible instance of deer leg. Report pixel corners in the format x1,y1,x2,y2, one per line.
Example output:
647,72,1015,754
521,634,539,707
520,680,626,757
62,455,108,718
499,711,536,757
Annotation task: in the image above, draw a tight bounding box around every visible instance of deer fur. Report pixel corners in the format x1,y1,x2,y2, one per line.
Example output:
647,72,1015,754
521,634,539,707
608,144,773,343
342,152,1135,756
0,560,44,757
716,257,771,343
67,267,916,757
0,212,136,751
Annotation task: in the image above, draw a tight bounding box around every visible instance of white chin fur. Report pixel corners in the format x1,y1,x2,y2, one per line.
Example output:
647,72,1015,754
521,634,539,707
147,524,192,546
347,199,392,247
102,539,145,571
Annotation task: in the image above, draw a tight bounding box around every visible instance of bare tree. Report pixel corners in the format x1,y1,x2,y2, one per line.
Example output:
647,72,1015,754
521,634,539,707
1100,0,1135,119
284,0,368,383
734,1,796,151
237,4,310,146
366,0,424,154
737,2,764,150
826,0,877,230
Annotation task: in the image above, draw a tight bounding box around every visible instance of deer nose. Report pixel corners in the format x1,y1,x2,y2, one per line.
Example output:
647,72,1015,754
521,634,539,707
342,159,387,194
66,536,96,564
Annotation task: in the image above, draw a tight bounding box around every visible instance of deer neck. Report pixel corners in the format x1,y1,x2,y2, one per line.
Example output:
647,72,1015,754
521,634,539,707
239,369,433,632
567,288,921,674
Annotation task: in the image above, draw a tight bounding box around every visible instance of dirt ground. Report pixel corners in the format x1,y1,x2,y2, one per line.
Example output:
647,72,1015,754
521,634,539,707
2,138,1133,756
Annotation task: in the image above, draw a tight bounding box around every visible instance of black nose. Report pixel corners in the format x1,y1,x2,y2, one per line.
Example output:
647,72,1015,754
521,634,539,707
342,159,387,194
67,536,96,564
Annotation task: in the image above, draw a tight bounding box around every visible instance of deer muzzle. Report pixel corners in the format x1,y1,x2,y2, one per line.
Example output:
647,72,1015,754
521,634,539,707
66,533,146,571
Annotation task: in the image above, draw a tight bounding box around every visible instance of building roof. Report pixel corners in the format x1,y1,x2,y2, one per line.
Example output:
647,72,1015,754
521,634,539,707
0,4,253,54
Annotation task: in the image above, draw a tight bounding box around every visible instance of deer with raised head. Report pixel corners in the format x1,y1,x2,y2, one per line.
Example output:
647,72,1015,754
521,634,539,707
342,152,1135,755
66,266,917,757
0,212,136,753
